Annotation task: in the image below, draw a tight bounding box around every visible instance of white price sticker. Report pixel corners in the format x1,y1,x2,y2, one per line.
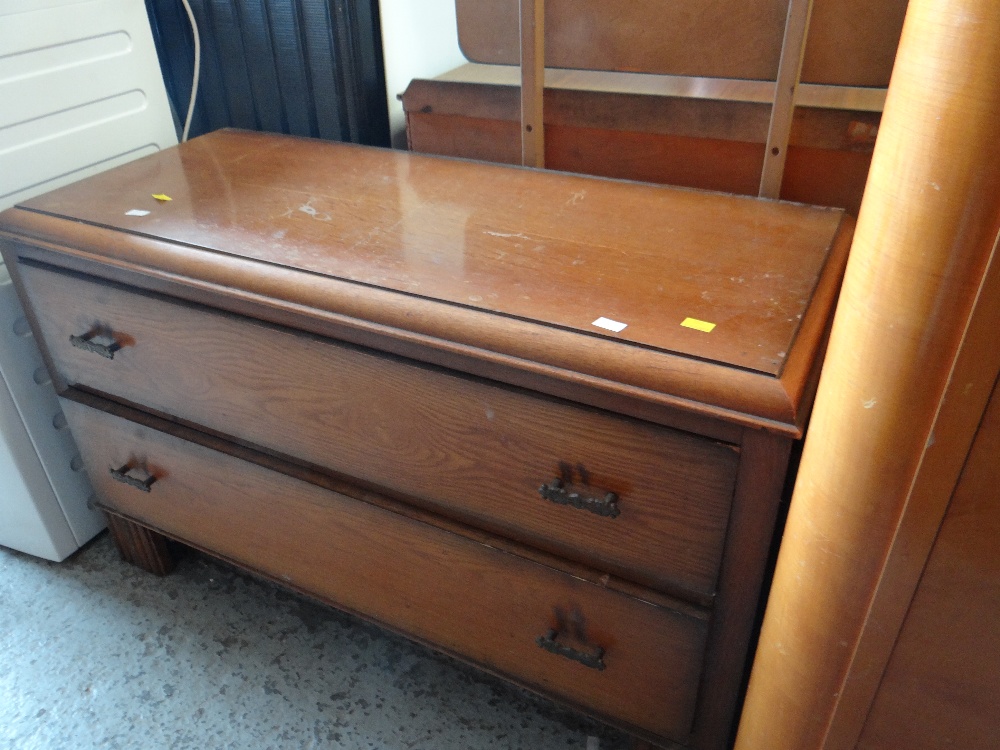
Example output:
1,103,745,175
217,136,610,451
591,316,627,333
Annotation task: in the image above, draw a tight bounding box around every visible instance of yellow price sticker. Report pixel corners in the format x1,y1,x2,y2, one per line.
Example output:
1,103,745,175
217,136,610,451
152,194,172,202
681,317,716,333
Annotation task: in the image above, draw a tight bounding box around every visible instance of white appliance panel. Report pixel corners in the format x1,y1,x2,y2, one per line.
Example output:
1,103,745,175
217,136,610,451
0,0,178,560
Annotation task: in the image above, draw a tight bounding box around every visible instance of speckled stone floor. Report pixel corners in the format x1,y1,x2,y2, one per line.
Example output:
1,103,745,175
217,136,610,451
0,532,631,750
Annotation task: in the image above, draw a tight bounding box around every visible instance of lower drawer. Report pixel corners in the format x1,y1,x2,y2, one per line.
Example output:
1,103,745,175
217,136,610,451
62,394,710,743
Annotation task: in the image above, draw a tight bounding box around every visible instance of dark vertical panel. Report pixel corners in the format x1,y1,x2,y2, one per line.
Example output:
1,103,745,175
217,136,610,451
350,0,387,143
192,0,233,133
343,0,384,145
205,0,259,130
330,0,359,141
143,0,389,145
299,0,347,140
263,0,315,136
144,0,188,130
236,0,285,132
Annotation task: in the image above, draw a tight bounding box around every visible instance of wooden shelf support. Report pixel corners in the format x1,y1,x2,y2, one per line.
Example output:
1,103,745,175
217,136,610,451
759,0,815,199
519,0,545,167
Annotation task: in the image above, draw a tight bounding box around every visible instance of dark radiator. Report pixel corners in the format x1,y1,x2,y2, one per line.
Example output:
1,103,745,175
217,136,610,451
145,0,390,146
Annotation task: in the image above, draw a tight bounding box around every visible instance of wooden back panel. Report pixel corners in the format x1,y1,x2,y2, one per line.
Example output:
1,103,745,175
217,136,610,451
455,0,907,86
401,75,881,214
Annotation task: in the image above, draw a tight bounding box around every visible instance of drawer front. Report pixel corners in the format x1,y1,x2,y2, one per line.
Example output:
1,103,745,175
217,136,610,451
22,262,739,598
63,396,709,743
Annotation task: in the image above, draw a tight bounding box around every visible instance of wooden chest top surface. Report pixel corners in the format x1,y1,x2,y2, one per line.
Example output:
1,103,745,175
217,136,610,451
16,129,841,375
2,130,852,435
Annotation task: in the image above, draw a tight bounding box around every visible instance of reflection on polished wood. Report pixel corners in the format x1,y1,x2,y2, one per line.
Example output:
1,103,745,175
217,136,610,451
14,130,836,373
9,130,852,432
735,0,1000,747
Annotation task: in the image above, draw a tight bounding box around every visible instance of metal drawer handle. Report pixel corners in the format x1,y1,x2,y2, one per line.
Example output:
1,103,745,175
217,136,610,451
70,331,122,360
109,464,156,493
536,629,606,671
538,479,620,518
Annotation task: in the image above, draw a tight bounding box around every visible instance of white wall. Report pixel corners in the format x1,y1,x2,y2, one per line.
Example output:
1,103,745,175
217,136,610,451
379,0,467,148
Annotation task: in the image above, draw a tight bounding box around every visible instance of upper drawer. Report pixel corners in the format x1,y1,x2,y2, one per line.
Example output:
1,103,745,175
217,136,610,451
19,262,740,600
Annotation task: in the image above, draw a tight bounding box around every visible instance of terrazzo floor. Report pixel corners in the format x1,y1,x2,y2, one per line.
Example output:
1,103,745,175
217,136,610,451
0,533,630,750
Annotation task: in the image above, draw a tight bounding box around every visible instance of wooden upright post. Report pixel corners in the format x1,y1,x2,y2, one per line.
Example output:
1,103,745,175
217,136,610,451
736,0,1000,748
519,0,545,167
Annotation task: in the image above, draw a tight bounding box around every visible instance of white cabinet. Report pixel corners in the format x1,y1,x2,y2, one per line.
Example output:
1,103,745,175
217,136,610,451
0,0,177,559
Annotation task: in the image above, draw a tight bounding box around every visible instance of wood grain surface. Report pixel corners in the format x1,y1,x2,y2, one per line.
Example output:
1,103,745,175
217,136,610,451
758,0,814,199
64,395,709,744
21,261,740,601
104,512,175,575
13,129,841,376
402,75,879,215
457,0,788,80
429,63,889,112
691,428,793,750
454,0,906,86
0,131,853,436
821,236,1000,750
0,117,858,750
518,0,545,166
405,112,874,216
1,221,836,437
401,77,883,150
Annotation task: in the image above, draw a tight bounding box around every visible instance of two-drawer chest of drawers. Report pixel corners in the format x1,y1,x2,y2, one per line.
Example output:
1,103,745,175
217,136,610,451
0,130,852,749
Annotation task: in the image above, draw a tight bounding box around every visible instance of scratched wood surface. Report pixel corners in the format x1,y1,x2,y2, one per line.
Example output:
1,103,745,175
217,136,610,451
16,129,843,376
